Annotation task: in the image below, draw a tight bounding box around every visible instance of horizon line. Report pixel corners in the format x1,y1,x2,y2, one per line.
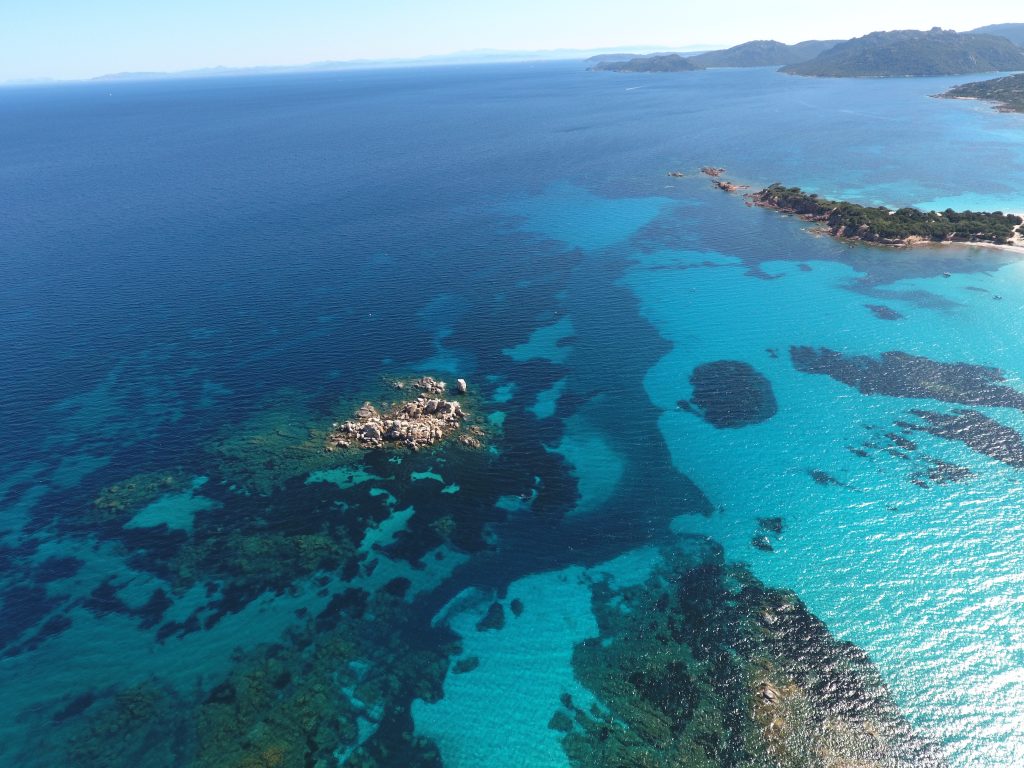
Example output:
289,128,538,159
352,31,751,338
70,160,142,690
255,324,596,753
1,42,733,87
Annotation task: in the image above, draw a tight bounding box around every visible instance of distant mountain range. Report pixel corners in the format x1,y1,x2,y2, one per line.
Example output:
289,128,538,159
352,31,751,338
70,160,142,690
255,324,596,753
688,39,841,68
587,39,840,72
589,24,1024,79
19,22,1024,85
782,28,1024,77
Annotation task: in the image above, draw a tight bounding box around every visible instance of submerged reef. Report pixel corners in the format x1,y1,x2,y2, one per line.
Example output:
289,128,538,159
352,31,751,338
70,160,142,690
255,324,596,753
556,539,945,767
206,392,341,496
77,375,510,638
60,682,193,768
843,423,978,489
683,360,778,428
92,470,193,525
866,304,904,321
907,408,1024,468
46,373,553,765
790,347,1024,410
57,589,454,768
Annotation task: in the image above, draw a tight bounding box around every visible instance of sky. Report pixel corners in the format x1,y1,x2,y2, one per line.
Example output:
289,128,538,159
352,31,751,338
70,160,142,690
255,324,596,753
0,0,1020,81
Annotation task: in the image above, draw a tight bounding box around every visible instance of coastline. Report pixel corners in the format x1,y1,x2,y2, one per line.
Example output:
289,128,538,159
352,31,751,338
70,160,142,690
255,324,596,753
806,223,1024,255
684,168,1024,256
937,93,1024,114
745,184,1024,255
685,163,1024,256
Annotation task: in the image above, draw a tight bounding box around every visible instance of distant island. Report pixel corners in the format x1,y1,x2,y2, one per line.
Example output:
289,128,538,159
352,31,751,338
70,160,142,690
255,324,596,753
585,51,687,64
752,184,1023,247
687,39,840,68
939,73,1024,113
591,54,703,73
782,28,1024,77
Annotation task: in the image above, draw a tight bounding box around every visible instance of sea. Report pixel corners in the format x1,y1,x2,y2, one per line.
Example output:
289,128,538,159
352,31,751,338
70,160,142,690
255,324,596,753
3,60,1024,767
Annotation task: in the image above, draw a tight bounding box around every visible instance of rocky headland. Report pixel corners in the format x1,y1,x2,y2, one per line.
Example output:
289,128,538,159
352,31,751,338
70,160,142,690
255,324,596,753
752,184,1024,248
938,72,1024,114
328,376,485,452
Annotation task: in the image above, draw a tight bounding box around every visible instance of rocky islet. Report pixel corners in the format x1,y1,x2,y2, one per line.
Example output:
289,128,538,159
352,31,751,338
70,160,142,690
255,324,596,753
328,377,486,452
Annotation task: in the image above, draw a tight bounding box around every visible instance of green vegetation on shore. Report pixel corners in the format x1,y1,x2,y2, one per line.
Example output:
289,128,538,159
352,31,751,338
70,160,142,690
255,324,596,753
754,184,1023,245
940,73,1024,114
782,28,1024,77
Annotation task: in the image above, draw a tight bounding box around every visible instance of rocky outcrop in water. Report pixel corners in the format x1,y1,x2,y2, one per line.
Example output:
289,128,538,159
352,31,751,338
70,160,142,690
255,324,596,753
554,539,945,768
328,377,484,451
713,179,748,193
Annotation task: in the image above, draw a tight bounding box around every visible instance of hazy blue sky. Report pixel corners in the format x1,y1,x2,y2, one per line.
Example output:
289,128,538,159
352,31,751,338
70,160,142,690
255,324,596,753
1,0,1020,81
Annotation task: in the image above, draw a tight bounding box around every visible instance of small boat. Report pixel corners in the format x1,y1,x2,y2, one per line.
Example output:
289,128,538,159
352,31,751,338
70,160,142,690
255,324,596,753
942,272,951,277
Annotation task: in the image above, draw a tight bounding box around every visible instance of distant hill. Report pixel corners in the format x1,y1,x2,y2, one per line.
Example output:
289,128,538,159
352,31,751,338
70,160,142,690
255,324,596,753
969,23,1024,47
585,53,641,64
688,39,840,68
592,54,704,73
585,52,684,64
939,72,1024,113
782,28,1024,77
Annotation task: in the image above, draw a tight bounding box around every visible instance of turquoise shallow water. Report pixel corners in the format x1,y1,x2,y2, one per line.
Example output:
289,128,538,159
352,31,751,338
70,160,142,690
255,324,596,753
507,183,1024,765
4,63,1024,765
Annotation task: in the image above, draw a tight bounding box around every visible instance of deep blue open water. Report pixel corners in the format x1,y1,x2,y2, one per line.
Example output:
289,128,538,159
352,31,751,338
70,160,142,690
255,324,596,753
4,61,1024,766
